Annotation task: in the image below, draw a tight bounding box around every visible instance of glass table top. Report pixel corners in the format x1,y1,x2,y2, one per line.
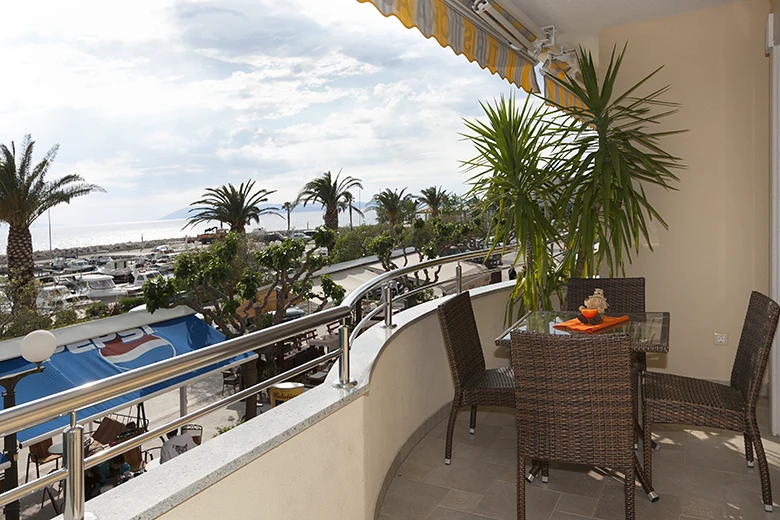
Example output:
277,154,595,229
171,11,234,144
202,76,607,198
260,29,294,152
495,311,670,354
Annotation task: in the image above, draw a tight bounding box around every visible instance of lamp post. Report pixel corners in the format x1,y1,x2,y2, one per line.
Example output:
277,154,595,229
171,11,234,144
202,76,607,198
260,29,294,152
1,330,57,520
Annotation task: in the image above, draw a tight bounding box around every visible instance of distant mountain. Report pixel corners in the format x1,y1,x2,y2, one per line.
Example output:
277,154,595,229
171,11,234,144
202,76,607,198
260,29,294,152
159,202,369,220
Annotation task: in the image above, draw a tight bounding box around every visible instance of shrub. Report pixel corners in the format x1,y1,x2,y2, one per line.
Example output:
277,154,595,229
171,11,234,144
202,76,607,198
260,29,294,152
54,309,79,327
86,301,110,319
117,296,145,313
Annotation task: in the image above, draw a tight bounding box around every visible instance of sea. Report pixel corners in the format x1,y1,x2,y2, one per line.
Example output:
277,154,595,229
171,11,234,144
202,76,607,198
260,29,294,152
0,210,378,255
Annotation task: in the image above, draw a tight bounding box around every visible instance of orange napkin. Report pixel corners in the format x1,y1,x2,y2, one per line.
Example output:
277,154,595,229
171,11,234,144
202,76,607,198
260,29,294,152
553,315,629,333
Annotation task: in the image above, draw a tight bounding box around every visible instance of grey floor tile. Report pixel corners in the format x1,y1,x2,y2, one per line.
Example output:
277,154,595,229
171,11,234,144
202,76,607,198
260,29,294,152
406,437,485,467
650,460,724,503
436,421,505,450
426,507,498,520
594,483,681,520
439,489,484,513
425,458,509,495
472,479,560,520
681,496,724,520
397,461,437,482
550,513,594,520
477,438,517,469
555,492,599,517
527,462,607,499
380,478,450,520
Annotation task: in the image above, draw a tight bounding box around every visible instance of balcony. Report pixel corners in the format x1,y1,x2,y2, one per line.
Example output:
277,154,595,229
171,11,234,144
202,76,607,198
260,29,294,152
34,278,769,520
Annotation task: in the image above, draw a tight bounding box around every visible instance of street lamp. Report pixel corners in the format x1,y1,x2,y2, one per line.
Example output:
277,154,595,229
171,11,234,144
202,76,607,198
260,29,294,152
2,330,57,520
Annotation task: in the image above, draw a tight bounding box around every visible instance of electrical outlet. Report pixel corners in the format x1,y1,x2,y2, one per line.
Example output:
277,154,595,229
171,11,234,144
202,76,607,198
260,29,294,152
714,333,728,345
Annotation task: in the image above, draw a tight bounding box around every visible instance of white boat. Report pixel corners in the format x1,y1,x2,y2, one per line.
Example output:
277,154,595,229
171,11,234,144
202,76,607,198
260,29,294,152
76,274,142,302
37,285,92,311
98,258,134,280
63,259,94,273
130,269,162,287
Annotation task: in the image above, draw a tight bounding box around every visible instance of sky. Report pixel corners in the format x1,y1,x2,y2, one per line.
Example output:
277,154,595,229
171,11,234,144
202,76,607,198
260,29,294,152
0,0,530,227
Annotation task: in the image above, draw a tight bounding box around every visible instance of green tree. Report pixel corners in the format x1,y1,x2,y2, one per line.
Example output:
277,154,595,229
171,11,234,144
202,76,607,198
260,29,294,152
462,94,565,314
297,170,363,230
417,186,447,218
187,180,280,234
369,188,411,227
0,135,103,311
555,45,684,277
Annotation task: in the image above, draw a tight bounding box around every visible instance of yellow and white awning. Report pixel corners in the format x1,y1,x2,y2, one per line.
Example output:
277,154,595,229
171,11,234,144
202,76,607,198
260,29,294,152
358,0,540,93
543,59,584,110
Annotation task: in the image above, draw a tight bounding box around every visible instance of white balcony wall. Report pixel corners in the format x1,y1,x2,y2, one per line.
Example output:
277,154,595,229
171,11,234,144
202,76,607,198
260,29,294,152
87,283,514,520
598,0,771,382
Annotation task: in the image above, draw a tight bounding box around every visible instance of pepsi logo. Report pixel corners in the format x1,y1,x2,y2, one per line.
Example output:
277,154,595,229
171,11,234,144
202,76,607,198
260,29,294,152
95,325,176,371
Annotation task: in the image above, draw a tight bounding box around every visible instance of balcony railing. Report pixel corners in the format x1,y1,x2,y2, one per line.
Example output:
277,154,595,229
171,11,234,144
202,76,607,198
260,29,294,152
0,246,519,520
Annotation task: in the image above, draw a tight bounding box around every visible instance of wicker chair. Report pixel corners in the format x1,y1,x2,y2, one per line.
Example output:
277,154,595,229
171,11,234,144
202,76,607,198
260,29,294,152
642,291,780,512
511,330,648,520
567,278,650,448
437,291,514,465
25,438,61,483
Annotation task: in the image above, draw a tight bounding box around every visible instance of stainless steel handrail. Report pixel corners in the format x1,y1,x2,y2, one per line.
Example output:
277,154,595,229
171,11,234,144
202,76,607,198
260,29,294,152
341,247,518,309
0,305,349,437
0,246,520,516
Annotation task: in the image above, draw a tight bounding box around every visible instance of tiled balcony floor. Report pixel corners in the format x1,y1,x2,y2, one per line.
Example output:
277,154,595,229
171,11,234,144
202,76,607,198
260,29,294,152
378,399,780,520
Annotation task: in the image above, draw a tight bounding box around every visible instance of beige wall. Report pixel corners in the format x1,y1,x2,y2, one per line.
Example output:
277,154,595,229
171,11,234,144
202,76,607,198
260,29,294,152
158,285,513,520
599,0,770,380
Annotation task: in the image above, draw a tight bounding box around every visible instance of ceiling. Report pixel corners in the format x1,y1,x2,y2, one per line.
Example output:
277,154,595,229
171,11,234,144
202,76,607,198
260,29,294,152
511,0,747,48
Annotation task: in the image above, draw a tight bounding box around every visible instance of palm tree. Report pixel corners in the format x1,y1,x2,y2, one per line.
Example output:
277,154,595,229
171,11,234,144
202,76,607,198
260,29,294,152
187,181,279,234
341,192,364,229
369,188,411,227
554,45,684,277
0,135,104,307
281,201,297,236
417,186,447,218
462,95,564,314
297,170,362,230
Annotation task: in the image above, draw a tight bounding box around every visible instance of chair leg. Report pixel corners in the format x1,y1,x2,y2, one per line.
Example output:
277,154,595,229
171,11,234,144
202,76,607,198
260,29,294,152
469,405,477,434
624,464,636,520
747,421,773,512
36,461,41,479
642,403,653,487
633,456,658,502
25,456,32,483
541,461,549,483
744,432,755,468
444,395,462,465
527,460,541,482
517,450,526,520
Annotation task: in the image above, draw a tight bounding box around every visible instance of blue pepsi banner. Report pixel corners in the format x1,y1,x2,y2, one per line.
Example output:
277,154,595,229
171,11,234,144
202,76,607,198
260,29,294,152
0,315,249,445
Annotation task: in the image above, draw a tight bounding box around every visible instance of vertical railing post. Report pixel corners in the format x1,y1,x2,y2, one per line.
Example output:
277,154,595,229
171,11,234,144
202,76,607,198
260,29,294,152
456,263,463,294
63,412,87,520
383,283,396,329
333,320,356,388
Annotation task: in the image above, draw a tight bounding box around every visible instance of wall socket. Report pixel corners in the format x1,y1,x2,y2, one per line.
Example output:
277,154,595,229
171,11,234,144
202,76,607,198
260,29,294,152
714,333,729,345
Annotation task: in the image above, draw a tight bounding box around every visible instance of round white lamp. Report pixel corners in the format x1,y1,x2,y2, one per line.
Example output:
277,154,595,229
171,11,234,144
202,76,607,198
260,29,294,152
20,330,57,364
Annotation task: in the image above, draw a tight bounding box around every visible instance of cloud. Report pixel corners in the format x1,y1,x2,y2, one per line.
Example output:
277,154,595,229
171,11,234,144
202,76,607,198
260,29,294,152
0,0,527,227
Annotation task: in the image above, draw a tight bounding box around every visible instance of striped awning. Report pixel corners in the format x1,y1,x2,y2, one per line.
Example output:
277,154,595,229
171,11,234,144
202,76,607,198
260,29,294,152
358,0,540,93
543,59,584,110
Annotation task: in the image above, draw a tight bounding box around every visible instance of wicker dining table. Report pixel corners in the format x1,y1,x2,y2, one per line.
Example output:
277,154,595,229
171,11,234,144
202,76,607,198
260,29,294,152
495,311,670,354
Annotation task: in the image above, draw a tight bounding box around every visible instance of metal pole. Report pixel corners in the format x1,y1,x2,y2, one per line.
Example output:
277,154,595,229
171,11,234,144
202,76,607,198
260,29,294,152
3,382,19,520
179,386,188,416
383,283,396,329
456,263,463,294
332,322,356,388
63,412,85,520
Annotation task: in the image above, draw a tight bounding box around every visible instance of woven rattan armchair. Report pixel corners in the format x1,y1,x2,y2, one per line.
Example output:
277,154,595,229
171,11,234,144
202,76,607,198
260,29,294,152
642,291,780,512
437,291,514,465
511,330,650,520
567,278,651,448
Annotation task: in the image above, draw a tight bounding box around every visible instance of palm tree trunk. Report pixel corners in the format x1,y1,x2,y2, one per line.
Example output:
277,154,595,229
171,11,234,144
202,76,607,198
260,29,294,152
286,208,291,237
7,225,35,310
349,206,353,229
324,205,339,230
